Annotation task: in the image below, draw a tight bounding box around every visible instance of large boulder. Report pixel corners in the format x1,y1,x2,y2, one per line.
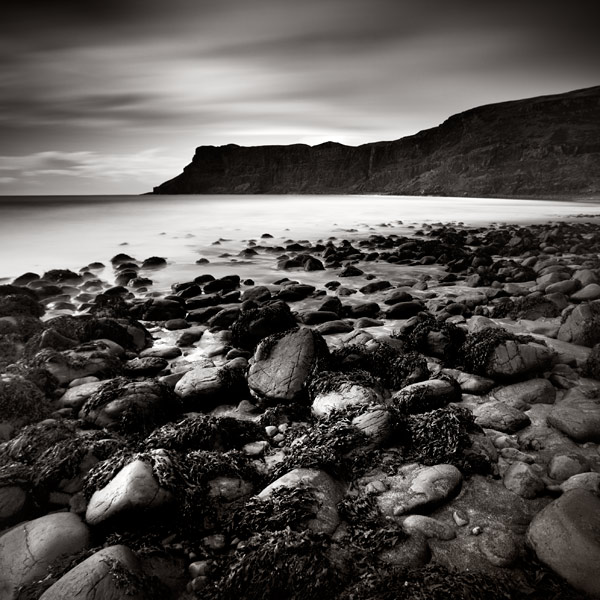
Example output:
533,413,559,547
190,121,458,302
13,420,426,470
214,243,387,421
248,327,327,404
39,545,147,600
0,512,91,600
527,489,600,598
557,301,600,347
486,341,555,379
86,454,174,525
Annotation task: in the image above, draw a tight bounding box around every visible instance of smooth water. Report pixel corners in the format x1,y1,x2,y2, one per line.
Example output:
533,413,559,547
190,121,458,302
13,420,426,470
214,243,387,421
1,194,599,290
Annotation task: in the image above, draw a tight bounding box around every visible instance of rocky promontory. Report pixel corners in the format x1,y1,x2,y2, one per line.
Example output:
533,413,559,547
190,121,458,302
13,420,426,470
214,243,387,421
2,217,600,599
153,85,600,198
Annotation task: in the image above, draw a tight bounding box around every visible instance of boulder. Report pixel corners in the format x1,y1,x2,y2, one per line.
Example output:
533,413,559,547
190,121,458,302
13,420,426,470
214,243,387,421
473,401,531,433
377,464,462,516
39,545,146,600
0,512,91,600
547,386,600,442
503,461,545,498
258,468,344,534
174,363,246,409
527,489,600,598
485,340,556,379
86,455,174,525
248,327,327,403
442,368,495,395
492,378,555,409
557,301,600,347
392,378,460,414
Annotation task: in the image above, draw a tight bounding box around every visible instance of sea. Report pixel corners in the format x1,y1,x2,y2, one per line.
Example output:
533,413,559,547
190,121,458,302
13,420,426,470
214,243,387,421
1,195,599,293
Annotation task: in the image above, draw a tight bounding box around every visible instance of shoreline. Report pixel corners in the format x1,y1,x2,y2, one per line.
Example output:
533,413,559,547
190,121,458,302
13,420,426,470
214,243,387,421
1,217,600,598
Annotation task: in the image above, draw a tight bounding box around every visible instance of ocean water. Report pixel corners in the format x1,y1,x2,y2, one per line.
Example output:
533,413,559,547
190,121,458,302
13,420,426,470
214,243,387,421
1,194,599,292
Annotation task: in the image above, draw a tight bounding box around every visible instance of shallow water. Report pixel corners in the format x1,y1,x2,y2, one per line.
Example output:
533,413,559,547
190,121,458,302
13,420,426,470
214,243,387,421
1,194,599,291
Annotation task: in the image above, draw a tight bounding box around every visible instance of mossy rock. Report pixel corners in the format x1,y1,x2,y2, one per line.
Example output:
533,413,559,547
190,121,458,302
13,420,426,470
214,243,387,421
0,294,44,318
0,375,51,427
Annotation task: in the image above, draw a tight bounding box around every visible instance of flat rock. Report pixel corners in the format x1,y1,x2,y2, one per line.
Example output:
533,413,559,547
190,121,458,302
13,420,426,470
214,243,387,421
492,378,556,409
473,401,531,433
527,489,600,598
485,340,556,379
39,544,145,600
378,464,462,516
248,327,325,403
0,512,91,600
58,381,103,410
547,387,600,442
86,455,174,525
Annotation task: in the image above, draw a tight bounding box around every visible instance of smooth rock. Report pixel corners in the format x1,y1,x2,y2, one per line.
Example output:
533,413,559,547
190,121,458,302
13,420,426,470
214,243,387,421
0,512,91,600
492,378,555,409
485,341,556,379
548,453,590,482
503,461,545,498
473,401,531,433
559,472,600,495
527,489,600,598
401,515,456,540
478,527,520,567
86,455,174,525
547,387,600,442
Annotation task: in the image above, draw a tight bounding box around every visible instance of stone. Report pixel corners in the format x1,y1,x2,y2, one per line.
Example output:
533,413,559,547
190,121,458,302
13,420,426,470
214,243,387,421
559,472,600,495
392,378,460,414
473,401,531,433
557,300,600,347
0,485,28,527
485,340,556,379
312,382,381,417
57,381,103,410
492,378,555,409
86,455,174,525
352,408,393,447
378,464,462,516
401,515,456,540
442,368,495,394
258,468,344,534
316,320,353,335
477,527,520,567
385,301,423,319
124,356,168,376
527,489,600,598
503,461,545,498
571,283,600,302
547,387,600,442
547,453,590,482
248,327,326,403
0,512,91,600
39,544,145,600
140,345,182,359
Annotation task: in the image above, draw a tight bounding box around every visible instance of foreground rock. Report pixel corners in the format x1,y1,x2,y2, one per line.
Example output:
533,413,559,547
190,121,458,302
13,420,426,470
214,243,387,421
527,488,600,598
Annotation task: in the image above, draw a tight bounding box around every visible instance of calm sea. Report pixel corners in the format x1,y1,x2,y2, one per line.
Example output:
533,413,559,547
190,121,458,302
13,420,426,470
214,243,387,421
1,195,599,291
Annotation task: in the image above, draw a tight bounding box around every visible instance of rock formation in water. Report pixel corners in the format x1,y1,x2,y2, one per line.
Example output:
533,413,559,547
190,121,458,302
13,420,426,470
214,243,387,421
153,85,600,197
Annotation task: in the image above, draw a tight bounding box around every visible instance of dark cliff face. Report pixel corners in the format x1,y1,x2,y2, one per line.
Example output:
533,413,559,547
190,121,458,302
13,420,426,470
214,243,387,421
153,86,600,197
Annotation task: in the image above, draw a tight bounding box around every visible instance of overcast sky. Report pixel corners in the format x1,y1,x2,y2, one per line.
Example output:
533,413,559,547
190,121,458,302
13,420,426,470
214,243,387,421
1,0,598,195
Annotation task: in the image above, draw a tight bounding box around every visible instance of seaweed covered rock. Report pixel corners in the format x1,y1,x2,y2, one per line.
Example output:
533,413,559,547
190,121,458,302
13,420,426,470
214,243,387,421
0,374,51,428
400,315,466,361
258,468,345,534
310,370,382,417
329,344,429,391
86,453,175,525
584,343,600,379
39,544,155,600
377,463,463,516
527,489,600,598
0,512,91,600
461,328,555,379
231,300,297,350
143,414,265,453
248,327,328,404
557,301,600,347
202,530,348,600
391,376,461,415
174,363,247,410
0,293,44,318
80,378,180,437
29,341,123,385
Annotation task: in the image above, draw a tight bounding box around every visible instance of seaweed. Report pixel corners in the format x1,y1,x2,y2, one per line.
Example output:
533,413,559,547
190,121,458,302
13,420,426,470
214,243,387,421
202,530,348,600
0,375,51,424
398,315,466,363
308,369,379,398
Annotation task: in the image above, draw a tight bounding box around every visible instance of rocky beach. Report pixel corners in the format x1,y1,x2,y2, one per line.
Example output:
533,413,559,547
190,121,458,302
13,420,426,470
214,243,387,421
2,214,600,600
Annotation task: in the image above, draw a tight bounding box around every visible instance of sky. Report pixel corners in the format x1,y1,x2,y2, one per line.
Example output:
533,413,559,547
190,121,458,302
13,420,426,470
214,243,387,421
0,0,598,195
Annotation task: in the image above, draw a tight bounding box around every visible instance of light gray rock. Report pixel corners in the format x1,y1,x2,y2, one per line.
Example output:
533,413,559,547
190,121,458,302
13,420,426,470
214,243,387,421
559,472,600,495
0,512,91,600
39,544,144,600
547,453,590,482
485,341,556,379
557,301,600,347
571,283,600,302
547,387,600,442
503,461,545,498
473,401,531,433
527,489,600,598
86,454,174,525
57,381,104,410
378,464,462,516
401,514,456,540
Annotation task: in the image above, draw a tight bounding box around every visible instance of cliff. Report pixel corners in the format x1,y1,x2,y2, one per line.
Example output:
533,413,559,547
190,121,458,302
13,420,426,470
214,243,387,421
153,86,600,197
